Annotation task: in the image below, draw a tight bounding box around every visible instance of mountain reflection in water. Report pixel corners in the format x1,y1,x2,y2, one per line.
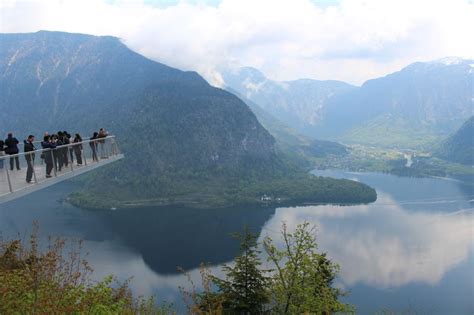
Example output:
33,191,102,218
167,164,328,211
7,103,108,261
0,171,472,313
99,206,276,274
263,192,473,287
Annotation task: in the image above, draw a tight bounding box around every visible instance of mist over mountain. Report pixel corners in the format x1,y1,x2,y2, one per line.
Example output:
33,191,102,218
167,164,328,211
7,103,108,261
0,31,279,205
223,58,474,148
322,57,474,147
0,31,376,207
222,67,355,136
225,86,348,166
0,31,277,173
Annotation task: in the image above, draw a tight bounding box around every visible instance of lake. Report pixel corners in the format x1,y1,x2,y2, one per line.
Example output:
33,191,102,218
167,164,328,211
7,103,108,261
0,170,473,314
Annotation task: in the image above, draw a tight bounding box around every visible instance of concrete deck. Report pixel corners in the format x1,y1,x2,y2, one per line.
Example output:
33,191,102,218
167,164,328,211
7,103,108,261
0,139,123,204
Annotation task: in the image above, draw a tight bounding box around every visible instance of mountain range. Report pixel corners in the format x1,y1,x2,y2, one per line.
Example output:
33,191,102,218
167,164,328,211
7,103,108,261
0,31,276,173
0,31,376,208
222,58,474,148
222,67,354,133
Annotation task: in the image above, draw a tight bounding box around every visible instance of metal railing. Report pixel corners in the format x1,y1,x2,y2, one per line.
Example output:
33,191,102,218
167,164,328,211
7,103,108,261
0,136,122,199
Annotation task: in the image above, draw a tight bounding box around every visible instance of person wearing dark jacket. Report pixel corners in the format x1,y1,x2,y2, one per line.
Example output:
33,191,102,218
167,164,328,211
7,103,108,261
5,133,20,171
73,134,83,165
53,134,63,171
24,135,36,183
41,135,56,178
90,132,99,162
57,131,68,169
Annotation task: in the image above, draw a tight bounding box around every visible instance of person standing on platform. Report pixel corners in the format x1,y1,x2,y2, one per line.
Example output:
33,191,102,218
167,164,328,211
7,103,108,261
58,131,68,168
90,132,99,162
41,135,56,178
24,135,36,183
4,133,20,171
73,134,83,165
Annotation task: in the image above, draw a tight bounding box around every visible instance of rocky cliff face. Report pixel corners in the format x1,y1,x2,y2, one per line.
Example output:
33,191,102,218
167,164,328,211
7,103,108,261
221,67,354,136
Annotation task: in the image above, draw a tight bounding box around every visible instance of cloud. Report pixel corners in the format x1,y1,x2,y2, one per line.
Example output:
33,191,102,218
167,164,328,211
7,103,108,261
85,191,473,293
1,0,473,85
261,192,474,288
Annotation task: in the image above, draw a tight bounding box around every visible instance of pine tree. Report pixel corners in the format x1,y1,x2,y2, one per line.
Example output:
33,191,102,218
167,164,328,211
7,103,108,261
212,227,269,314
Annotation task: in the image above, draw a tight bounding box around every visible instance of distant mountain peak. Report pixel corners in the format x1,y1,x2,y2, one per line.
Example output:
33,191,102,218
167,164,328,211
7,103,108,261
32,30,117,41
236,66,264,75
232,67,267,82
221,66,356,132
429,56,467,66
398,57,473,74
221,67,269,96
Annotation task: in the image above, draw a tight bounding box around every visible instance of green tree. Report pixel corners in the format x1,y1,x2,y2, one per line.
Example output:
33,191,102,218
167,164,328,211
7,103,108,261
0,223,173,314
212,227,270,314
263,222,353,314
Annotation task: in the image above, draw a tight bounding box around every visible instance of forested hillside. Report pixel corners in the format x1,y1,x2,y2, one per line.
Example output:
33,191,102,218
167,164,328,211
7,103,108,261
436,116,474,165
0,31,376,208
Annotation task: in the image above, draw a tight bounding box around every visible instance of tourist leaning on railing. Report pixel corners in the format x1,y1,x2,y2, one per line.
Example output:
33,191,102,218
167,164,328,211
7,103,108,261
1,129,113,178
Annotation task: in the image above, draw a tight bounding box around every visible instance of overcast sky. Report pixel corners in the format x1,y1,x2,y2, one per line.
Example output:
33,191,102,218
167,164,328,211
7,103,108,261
1,0,473,85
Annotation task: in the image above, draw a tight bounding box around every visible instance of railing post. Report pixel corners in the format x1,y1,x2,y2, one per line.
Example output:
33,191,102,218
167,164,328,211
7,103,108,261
92,140,98,162
82,147,87,166
70,149,74,171
32,163,38,183
5,167,13,193
32,152,38,184
110,137,117,156
52,149,57,177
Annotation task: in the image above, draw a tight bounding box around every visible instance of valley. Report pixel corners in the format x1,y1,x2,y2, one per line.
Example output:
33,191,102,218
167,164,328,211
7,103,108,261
316,144,474,181
1,1,473,313
223,63,473,185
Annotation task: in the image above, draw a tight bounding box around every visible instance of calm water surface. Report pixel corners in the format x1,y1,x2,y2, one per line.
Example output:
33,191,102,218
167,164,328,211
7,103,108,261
0,170,473,314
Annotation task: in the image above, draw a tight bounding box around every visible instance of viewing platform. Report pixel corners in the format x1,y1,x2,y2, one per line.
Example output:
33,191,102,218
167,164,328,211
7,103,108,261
0,136,123,204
